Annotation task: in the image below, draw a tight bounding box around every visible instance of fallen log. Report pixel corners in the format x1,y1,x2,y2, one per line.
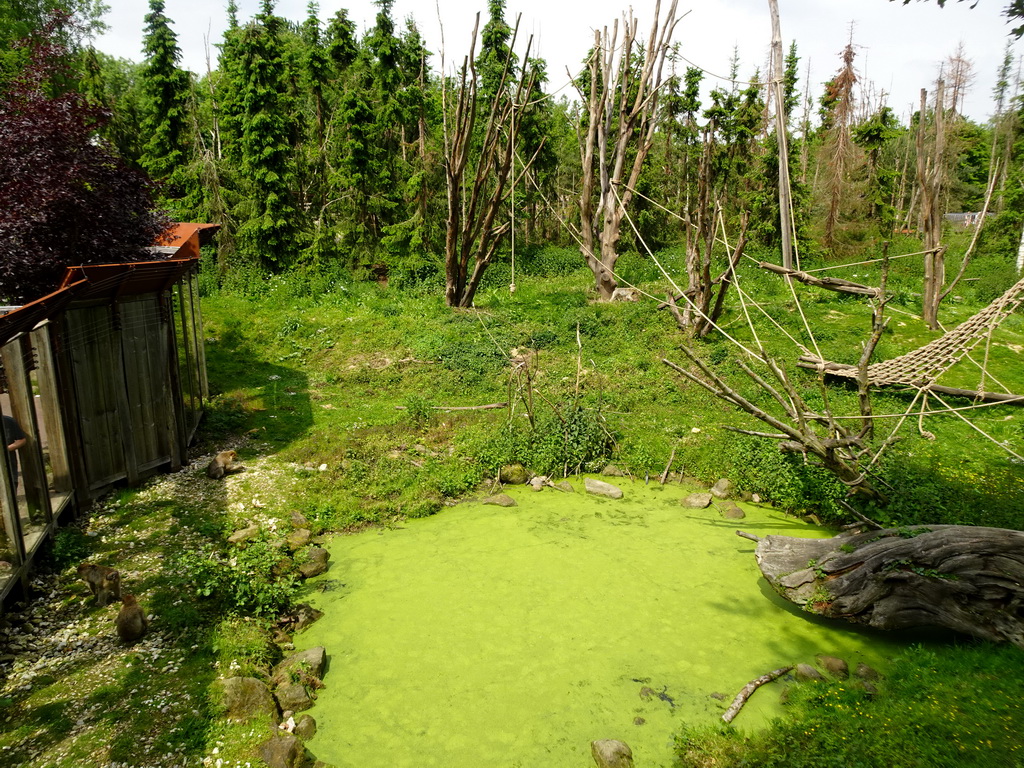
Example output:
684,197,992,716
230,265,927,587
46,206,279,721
722,666,794,724
754,525,1024,648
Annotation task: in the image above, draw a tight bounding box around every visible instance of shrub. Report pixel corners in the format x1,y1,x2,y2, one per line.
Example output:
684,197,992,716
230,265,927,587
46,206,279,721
49,527,91,569
168,539,298,617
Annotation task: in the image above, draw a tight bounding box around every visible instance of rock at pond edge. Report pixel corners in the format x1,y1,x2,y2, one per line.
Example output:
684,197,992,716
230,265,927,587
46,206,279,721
681,492,712,509
585,478,623,499
483,494,517,507
591,739,634,768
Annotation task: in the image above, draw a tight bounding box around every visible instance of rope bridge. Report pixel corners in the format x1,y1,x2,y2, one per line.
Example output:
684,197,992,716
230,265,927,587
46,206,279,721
798,274,1024,403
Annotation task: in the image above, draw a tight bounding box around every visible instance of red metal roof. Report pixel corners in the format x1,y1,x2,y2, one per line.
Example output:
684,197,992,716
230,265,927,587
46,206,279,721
0,223,217,346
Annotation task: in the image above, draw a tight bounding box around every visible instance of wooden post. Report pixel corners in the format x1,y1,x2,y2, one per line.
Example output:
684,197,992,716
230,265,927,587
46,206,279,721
919,82,946,330
1,336,51,528
50,315,92,509
768,0,795,270
31,325,72,497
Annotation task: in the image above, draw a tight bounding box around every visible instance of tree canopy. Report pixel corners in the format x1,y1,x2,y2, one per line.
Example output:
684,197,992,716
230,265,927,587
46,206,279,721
0,17,167,303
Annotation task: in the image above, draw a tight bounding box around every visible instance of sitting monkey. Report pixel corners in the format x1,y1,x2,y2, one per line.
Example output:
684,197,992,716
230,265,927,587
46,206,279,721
77,563,121,607
115,593,148,642
207,450,243,479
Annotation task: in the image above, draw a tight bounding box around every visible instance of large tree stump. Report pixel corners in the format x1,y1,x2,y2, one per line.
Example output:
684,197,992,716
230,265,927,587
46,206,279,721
751,526,1024,648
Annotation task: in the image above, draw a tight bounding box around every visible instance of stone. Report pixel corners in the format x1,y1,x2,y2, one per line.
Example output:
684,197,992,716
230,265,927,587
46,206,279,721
294,714,317,740
217,676,279,724
285,528,312,551
855,662,880,681
752,493,762,504
529,476,546,491
591,739,634,768
585,478,623,499
499,464,529,484
275,682,314,713
553,480,574,493
795,663,826,682
292,604,324,632
228,524,260,545
710,478,734,499
273,646,327,686
680,493,712,509
601,464,626,477
260,734,304,768
482,494,517,507
720,503,745,520
297,546,330,578
290,511,310,529
816,655,849,679
610,287,640,302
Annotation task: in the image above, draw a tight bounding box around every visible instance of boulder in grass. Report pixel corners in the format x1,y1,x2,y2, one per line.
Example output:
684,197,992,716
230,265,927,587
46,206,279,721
218,677,279,723
260,734,304,768
499,464,530,484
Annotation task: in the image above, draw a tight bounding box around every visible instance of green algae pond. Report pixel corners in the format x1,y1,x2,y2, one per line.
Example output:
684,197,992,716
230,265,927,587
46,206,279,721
295,479,915,767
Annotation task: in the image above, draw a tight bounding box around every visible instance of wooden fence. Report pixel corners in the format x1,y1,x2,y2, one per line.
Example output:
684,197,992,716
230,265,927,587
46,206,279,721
0,223,215,601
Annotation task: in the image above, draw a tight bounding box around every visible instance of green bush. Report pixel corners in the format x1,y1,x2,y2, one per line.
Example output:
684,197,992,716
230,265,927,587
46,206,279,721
49,527,91,569
169,539,298,617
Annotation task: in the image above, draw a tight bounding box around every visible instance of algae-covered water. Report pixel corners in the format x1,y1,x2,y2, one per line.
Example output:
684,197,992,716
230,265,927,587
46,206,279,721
296,480,910,768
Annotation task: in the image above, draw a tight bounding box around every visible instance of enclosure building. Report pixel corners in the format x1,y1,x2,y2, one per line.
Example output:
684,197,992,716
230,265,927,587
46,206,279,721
0,223,215,600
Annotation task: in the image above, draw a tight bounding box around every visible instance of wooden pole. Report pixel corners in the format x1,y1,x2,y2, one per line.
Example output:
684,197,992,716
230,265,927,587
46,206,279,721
768,0,794,270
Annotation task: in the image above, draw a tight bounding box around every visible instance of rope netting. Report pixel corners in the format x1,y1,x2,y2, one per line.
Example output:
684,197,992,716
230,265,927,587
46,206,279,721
804,274,1024,387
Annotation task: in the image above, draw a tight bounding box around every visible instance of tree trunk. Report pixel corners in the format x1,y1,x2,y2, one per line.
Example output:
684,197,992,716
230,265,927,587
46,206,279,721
752,525,1024,648
767,0,794,270
576,1,679,301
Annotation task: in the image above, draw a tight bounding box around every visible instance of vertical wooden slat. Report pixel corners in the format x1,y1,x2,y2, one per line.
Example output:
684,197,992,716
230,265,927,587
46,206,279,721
160,291,184,470
0,343,26,580
1,336,52,527
190,271,209,401
50,315,91,508
31,324,73,494
110,302,140,486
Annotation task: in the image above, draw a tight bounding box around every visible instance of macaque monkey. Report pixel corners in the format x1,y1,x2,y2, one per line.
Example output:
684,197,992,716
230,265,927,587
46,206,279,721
77,563,121,607
207,450,242,479
115,594,148,642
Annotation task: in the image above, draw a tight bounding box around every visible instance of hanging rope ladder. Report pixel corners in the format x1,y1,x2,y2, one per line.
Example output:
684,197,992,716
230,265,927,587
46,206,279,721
798,273,1024,404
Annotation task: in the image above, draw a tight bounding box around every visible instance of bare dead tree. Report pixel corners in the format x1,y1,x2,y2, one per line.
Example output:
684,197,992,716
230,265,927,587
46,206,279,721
821,42,859,250
443,14,542,308
944,41,976,116
662,297,891,503
576,0,680,301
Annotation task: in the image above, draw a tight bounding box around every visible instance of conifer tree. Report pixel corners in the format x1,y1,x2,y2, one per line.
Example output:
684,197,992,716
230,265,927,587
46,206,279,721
140,0,195,214
233,0,298,269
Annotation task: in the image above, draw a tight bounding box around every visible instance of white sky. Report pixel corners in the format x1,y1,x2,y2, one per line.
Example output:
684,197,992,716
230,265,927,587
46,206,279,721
94,0,1022,122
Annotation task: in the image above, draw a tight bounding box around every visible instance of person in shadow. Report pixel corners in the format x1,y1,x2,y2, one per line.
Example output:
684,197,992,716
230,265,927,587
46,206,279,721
2,414,26,490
